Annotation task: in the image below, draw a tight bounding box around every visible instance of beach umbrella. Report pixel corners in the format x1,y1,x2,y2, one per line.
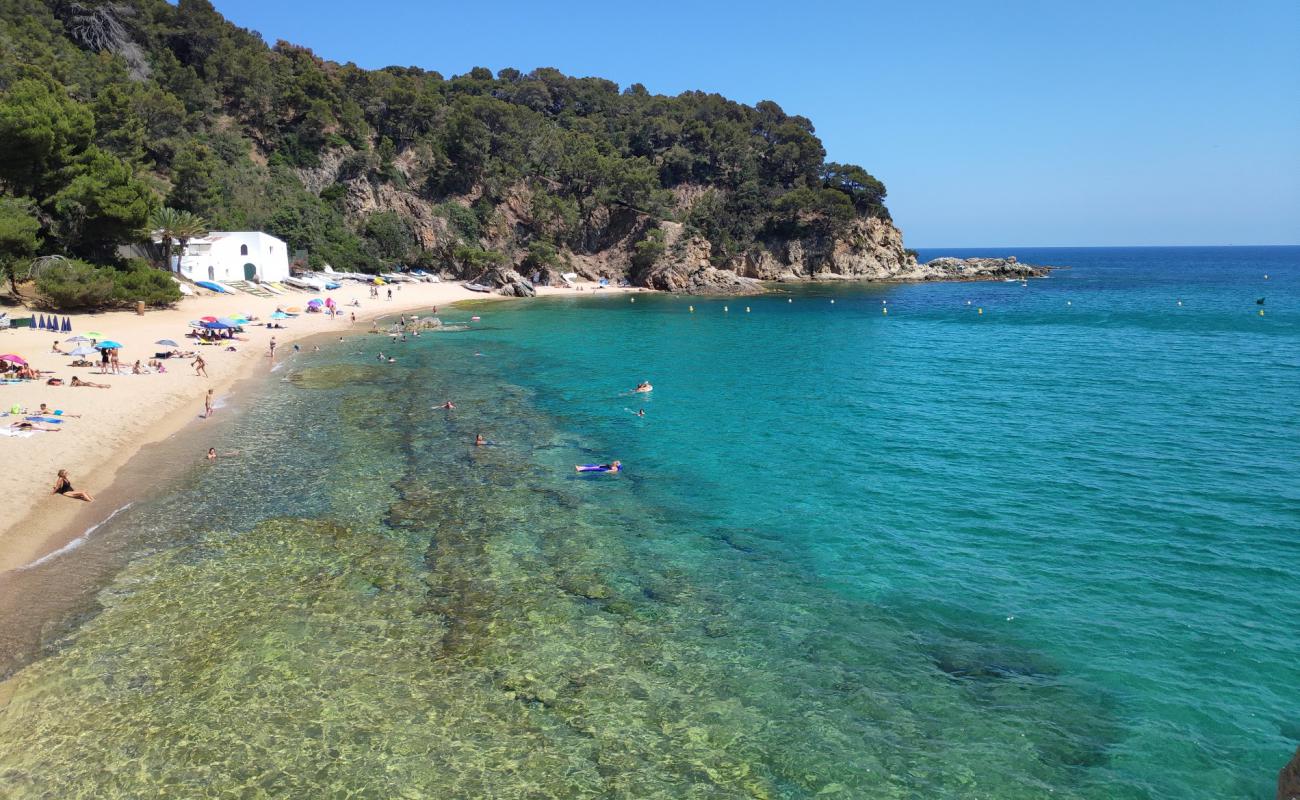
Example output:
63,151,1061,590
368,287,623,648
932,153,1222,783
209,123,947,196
324,297,335,307
200,316,219,323
66,335,90,343
201,321,231,330
95,340,123,349
0,354,26,365
285,306,301,313
270,311,289,320
62,317,71,332
217,317,242,327
307,298,323,305
155,339,180,347
83,331,103,338
68,346,96,357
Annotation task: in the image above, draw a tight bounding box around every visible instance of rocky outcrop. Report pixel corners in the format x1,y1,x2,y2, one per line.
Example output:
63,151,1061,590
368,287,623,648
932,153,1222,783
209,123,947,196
293,150,1047,294
476,267,536,297
897,256,1051,282
1280,747,1300,800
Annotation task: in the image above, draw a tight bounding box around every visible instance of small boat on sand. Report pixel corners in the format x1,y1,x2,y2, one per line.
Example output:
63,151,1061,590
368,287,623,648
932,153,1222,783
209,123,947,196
463,283,492,293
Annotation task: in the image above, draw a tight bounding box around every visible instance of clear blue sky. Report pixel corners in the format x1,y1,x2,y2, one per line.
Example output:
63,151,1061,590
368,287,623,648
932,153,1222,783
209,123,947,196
207,0,1299,247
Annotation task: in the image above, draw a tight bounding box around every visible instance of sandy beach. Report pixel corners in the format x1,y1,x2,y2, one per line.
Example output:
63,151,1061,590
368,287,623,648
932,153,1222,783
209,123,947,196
0,279,637,574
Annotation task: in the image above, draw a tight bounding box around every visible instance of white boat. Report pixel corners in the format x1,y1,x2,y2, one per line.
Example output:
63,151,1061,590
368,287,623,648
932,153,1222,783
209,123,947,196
284,276,325,291
462,282,492,293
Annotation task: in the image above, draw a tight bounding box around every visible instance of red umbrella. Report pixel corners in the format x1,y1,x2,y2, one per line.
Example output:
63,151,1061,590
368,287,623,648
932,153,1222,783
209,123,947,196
0,354,27,365
200,316,219,323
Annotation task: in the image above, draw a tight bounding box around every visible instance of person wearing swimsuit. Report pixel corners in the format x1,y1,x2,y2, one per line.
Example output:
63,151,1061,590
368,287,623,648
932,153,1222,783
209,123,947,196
53,469,93,502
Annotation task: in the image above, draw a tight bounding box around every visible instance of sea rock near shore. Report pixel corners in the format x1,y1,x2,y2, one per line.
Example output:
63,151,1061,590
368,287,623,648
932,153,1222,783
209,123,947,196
1280,747,1300,800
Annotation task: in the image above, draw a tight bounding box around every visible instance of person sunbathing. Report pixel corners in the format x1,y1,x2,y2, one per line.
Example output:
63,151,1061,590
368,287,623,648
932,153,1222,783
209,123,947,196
12,421,60,432
37,403,79,418
70,376,110,388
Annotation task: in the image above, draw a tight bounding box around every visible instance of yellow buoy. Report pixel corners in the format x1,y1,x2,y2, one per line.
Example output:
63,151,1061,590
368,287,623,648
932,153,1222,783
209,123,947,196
882,307,888,315
1259,309,1265,316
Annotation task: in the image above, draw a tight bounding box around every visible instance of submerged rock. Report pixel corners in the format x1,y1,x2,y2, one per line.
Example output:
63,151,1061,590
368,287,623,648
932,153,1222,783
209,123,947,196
1281,747,1300,800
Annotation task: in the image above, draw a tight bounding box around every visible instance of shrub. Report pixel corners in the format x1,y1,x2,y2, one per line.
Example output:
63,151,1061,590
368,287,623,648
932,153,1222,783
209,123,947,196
35,259,180,310
111,261,182,307
35,259,115,309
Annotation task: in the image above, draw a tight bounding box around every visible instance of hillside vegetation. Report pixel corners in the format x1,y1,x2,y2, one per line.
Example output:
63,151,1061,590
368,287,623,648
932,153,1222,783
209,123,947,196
0,0,911,293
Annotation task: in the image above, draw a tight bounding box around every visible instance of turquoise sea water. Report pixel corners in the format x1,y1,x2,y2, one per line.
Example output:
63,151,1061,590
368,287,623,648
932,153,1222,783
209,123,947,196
0,246,1296,798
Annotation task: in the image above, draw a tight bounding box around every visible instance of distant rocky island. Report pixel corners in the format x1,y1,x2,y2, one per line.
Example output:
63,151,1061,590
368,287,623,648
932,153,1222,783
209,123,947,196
1,1,1051,299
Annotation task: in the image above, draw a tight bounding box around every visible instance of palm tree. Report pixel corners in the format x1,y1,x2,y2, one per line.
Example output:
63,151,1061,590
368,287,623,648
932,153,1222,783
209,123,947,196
172,211,209,265
144,206,180,270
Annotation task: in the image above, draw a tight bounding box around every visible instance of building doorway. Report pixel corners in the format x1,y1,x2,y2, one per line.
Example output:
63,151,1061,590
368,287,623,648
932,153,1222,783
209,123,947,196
207,266,215,280
243,263,257,281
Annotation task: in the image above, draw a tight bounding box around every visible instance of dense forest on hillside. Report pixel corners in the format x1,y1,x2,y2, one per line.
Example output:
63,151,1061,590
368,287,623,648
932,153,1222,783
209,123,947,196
0,0,900,299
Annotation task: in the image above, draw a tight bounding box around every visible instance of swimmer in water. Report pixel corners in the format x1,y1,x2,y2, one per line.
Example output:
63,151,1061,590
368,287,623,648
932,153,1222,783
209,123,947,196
474,433,486,446
439,401,455,410
636,409,646,417
632,381,653,393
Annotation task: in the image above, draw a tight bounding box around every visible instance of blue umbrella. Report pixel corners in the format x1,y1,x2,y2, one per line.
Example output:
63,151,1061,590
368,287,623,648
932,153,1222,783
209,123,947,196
217,317,242,327
202,321,231,330
271,311,289,319
95,340,123,349
37,315,46,330
63,317,71,332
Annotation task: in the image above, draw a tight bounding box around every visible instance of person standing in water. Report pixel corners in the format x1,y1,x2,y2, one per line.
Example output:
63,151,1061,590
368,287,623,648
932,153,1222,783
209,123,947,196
52,469,93,502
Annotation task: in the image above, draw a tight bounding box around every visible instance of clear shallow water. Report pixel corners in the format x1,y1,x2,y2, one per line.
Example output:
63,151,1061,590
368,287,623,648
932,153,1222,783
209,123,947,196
0,246,1296,798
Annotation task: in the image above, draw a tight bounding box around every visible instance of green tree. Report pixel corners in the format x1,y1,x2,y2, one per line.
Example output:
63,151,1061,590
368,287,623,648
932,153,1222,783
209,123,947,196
144,206,181,269
168,143,225,217
0,77,94,196
0,196,42,293
50,148,157,261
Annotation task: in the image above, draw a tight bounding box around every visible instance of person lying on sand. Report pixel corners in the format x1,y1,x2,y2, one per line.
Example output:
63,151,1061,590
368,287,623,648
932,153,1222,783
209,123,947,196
37,403,79,418
12,421,61,432
70,376,110,388
53,469,92,502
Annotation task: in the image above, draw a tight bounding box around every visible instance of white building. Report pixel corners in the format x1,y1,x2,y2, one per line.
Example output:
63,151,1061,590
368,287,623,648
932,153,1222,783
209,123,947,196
175,231,290,284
